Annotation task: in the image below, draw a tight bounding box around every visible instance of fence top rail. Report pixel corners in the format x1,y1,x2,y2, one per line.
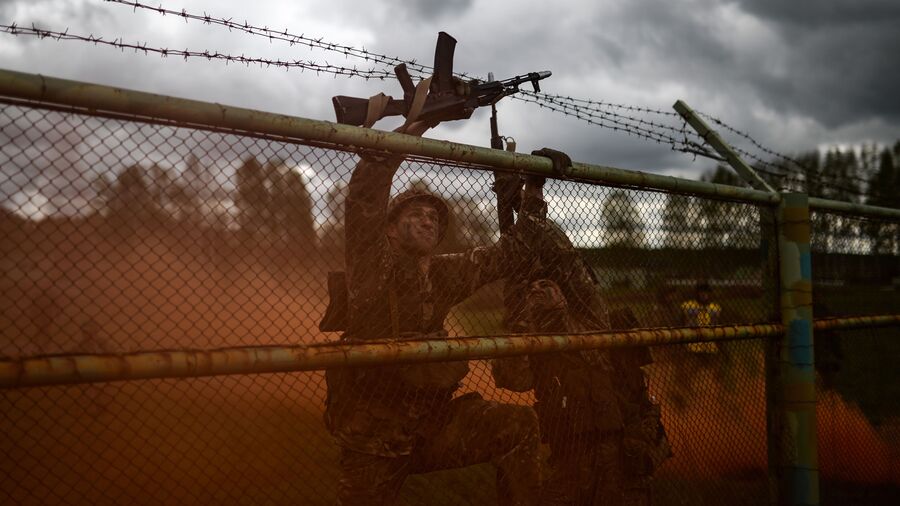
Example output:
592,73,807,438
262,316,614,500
0,67,778,204
2,315,897,389
3,68,899,220
807,197,900,221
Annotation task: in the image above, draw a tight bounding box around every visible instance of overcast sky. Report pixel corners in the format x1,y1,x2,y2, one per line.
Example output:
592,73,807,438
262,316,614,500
1,0,899,181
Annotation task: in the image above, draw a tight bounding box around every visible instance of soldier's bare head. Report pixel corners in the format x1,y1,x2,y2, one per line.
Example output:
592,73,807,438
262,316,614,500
387,200,441,257
525,279,569,331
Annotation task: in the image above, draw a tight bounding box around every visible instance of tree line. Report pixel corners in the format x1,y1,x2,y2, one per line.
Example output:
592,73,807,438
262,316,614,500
608,140,900,253
91,156,495,259
90,141,900,257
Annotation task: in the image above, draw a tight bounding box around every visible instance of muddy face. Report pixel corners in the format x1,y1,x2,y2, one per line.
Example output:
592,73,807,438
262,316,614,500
386,201,440,257
525,279,568,331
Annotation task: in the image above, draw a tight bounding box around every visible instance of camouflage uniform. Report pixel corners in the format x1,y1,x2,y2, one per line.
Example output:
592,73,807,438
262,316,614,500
609,310,671,506
493,208,670,506
324,153,543,505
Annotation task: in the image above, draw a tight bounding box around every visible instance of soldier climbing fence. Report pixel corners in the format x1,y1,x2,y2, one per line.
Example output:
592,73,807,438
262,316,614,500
1,68,899,505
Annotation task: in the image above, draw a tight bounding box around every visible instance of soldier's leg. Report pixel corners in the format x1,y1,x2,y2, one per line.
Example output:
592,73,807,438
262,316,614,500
413,393,541,506
337,448,410,506
542,428,615,506
540,430,592,506
540,430,625,506
587,435,625,506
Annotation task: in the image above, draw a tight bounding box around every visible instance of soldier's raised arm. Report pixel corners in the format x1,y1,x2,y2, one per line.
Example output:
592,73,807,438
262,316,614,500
344,122,433,292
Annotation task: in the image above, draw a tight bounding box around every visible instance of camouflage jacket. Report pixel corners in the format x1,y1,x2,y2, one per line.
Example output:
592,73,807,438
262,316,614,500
491,206,626,435
325,153,548,457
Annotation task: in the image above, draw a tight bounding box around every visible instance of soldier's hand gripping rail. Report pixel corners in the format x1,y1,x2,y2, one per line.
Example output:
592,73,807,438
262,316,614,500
331,32,550,128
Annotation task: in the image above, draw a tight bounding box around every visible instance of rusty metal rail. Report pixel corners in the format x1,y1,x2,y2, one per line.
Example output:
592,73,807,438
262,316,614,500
0,68,778,205
1,315,897,389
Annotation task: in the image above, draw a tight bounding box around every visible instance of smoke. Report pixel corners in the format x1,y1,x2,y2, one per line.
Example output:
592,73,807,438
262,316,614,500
650,348,899,483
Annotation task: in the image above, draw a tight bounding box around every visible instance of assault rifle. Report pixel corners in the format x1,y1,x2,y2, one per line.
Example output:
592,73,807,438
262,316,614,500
332,32,551,126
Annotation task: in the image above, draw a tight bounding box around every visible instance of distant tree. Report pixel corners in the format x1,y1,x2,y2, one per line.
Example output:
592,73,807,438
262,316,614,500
793,151,822,197
274,166,316,249
698,166,758,248
601,189,644,248
699,165,744,248
90,173,114,216
184,154,214,202
147,164,167,211
662,193,696,249
106,165,156,229
177,155,213,225
866,146,899,253
320,181,347,255
235,157,267,237
859,143,880,185
822,149,863,252
821,148,861,203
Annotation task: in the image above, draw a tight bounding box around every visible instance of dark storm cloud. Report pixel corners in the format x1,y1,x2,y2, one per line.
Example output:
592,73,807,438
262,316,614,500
735,0,900,27
387,0,474,22
727,0,900,127
751,23,900,127
550,0,900,155
0,0,897,180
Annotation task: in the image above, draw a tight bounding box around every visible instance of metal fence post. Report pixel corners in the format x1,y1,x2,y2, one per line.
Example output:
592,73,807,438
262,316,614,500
772,192,818,506
763,204,781,506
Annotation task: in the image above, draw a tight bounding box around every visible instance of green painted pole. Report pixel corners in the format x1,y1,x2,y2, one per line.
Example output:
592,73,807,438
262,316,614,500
764,204,781,506
775,192,818,506
673,99,777,193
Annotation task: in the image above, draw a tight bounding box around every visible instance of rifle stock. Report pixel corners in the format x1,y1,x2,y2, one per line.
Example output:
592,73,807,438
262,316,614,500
331,95,407,126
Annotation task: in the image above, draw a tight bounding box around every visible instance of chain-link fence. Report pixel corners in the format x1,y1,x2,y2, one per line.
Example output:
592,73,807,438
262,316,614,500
809,211,900,505
1,73,898,505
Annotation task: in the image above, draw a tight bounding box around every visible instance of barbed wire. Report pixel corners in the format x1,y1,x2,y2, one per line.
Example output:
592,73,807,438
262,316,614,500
525,94,868,196
523,91,696,139
537,90,877,196
1,21,709,161
512,92,724,162
697,109,873,189
512,93,860,195
531,91,680,117
103,0,459,79
100,0,806,179
6,3,878,197
0,23,395,80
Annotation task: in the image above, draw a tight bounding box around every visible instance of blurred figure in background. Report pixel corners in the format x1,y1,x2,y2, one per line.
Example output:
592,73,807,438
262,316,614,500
672,280,724,407
680,280,721,352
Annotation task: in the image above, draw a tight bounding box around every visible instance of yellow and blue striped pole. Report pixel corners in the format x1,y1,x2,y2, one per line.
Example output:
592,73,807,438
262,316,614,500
774,192,818,505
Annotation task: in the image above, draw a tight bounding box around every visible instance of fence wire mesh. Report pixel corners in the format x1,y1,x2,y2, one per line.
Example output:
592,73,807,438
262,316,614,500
810,210,900,505
0,100,897,505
